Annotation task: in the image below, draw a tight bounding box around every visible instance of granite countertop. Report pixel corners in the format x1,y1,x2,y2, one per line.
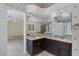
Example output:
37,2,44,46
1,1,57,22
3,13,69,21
27,35,72,43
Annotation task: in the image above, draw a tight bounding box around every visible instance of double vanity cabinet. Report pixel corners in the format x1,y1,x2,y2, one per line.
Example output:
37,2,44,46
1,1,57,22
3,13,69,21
27,37,72,56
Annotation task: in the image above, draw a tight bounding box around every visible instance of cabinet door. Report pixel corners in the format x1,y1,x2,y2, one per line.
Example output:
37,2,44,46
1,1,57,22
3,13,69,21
33,39,44,55
41,38,45,50
52,40,60,56
52,46,59,56
59,42,72,56
45,40,59,56
27,39,33,55
45,39,52,52
45,39,49,50
60,47,70,56
69,43,72,56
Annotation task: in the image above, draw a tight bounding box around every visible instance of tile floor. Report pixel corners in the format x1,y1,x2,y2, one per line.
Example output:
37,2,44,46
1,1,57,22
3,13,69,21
36,51,54,56
7,36,24,56
7,36,53,56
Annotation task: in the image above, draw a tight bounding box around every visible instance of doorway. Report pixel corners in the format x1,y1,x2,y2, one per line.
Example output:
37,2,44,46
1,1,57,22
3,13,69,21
7,9,24,56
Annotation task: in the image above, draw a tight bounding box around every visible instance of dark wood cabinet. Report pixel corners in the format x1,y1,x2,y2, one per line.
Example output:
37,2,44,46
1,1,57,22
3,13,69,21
27,38,72,56
46,40,60,56
27,39,33,55
45,39,72,56
59,47,70,56
27,39,44,56
51,40,60,55
59,42,72,56
33,39,44,55
45,39,51,50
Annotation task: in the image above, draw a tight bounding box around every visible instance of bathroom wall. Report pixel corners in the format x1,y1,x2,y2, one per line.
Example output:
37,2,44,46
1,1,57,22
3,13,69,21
0,4,7,56
72,4,79,56
8,21,23,38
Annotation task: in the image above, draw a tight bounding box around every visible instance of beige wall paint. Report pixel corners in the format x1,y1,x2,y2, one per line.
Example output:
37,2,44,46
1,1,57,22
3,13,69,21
8,21,23,37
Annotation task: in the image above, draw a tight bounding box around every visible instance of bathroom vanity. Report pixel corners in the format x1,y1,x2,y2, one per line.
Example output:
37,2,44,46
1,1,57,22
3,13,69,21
27,36,72,56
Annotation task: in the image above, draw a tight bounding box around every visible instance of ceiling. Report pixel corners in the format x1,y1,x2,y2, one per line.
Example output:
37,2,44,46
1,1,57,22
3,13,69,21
4,3,26,12
4,3,55,12
8,9,24,22
6,3,55,22
5,3,74,22
31,3,55,8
